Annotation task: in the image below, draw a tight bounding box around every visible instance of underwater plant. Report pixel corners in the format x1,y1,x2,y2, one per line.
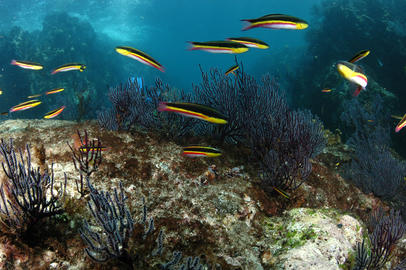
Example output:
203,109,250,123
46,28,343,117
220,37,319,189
80,178,134,266
353,207,406,270
67,130,103,197
98,78,198,142
0,139,67,234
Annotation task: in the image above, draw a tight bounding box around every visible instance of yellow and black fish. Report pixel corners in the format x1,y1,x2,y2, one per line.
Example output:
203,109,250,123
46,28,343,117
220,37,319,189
51,63,86,74
321,88,332,93
188,41,248,54
43,106,65,119
336,61,367,96
226,37,269,49
10,100,41,112
157,102,228,124
273,187,290,199
115,46,164,72
241,14,308,31
46,88,64,95
182,146,222,157
11,59,43,70
225,64,239,76
79,146,107,153
348,50,370,63
395,113,406,133
27,94,42,98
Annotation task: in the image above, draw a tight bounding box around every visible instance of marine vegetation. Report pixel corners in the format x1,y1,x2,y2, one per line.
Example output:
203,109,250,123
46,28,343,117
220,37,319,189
0,139,66,235
353,207,406,270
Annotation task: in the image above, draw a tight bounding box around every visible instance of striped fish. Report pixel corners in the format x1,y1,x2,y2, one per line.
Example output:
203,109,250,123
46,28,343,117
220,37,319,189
51,63,86,74
188,41,248,54
10,100,41,112
115,46,164,72
225,64,239,76
241,14,308,31
348,50,370,63
226,37,269,49
182,146,222,157
44,106,65,119
395,114,406,133
11,60,43,70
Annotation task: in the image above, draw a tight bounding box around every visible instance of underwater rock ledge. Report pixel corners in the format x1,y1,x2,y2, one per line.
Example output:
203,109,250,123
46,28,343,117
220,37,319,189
0,119,402,269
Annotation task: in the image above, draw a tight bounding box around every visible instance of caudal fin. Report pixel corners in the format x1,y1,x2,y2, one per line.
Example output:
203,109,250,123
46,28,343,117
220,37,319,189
352,86,362,97
10,59,17,65
241,20,254,31
157,102,168,112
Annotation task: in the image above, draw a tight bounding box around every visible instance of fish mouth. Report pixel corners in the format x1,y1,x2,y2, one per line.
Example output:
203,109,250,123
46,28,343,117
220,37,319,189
296,23,308,29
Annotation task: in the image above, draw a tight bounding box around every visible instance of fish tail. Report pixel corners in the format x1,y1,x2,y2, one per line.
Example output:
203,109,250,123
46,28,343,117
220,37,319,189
186,42,198,50
352,86,362,97
241,20,254,31
10,59,17,65
51,70,57,75
157,102,168,112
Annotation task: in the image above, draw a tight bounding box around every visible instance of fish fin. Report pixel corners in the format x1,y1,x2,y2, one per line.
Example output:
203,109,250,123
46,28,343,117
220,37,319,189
10,60,17,65
241,20,254,31
157,102,168,112
50,70,57,75
352,86,362,97
186,42,198,51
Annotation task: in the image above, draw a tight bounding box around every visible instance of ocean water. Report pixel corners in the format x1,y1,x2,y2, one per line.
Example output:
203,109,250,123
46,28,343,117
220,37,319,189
0,0,405,268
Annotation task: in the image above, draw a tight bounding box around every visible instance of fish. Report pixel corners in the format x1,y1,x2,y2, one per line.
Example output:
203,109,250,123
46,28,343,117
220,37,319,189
79,146,107,153
225,64,239,76
28,94,42,98
321,88,332,93
367,119,374,123
273,187,290,199
10,60,43,70
43,106,65,119
188,41,248,54
51,63,86,74
157,102,228,124
115,46,164,72
226,37,269,49
46,88,64,95
391,115,403,120
0,89,2,95
10,100,41,112
182,146,222,157
241,14,308,31
348,50,370,63
1,112,8,116
336,61,367,96
395,113,406,132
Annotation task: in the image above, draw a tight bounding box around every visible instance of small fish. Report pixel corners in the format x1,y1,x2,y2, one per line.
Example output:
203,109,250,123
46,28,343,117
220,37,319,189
391,115,403,120
28,94,41,98
0,89,2,95
182,146,222,157
348,50,370,63
321,88,332,93
367,119,374,123
51,63,86,74
115,46,164,72
336,61,367,96
241,14,308,31
395,113,406,133
188,41,248,54
225,64,239,76
79,146,107,153
335,162,340,166
10,100,41,112
226,37,269,49
46,88,64,95
157,102,228,124
1,112,8,116
43,106,65,119
273,187,290,199
11,60,43,70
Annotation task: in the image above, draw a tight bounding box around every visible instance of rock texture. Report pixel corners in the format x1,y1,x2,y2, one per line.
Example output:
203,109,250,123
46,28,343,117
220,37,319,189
0,119,402,269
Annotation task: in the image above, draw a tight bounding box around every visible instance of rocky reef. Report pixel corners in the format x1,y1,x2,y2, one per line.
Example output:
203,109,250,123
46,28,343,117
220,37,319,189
0,119,404,269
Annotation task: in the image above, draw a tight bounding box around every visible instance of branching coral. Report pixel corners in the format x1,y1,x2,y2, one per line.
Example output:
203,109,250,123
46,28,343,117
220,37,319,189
0,139,66,234
353,207,406,270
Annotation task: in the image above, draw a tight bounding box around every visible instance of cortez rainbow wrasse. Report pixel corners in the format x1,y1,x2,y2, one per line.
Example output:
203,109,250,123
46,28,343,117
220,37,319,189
321,88,332,93
79,146,107,153
44,106,65,119
336,61,367,96
10,100,41,112
188,41,248,54
51,63,86,74
28,94,41,98
46,88,65,95
11,60,43,70
182,146,222,158
395,113,406,133
273,187,290,199
115,46,164,72
225,64,239,76
348,50,370,63
241,14,308,31
226,37,269,49
157,102,228,124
